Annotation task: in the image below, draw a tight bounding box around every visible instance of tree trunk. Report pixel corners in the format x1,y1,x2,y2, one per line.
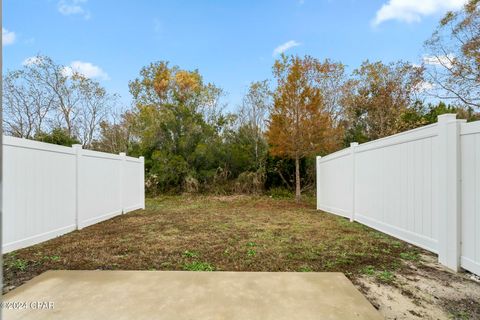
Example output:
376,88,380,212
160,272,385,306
254,138,258,170
295,154,301,203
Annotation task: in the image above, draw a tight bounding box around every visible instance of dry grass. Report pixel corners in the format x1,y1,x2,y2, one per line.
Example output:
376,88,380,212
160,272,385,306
3,195,480,319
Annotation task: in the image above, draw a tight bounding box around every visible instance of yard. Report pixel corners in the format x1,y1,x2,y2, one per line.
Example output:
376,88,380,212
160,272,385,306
4,195,480,319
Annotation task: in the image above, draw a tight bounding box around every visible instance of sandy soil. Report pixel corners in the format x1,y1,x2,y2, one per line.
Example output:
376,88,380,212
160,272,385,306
358,254,480,319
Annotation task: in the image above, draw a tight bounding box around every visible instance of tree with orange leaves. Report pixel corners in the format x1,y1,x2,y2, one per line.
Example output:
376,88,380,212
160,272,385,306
266,55,343,202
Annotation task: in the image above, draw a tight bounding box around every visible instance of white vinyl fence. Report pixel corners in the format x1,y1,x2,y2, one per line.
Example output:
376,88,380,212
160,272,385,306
3,136,145,253
317,114,480,276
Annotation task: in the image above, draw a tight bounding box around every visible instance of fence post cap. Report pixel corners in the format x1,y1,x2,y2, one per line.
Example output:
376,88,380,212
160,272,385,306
72,144,83,149
119,152,126,156
350,142,359,147
437,113,457,123
139,156,145,162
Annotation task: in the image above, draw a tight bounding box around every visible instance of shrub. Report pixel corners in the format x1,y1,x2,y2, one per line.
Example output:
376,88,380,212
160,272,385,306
268,187,293,199
184,175,199,193
234,169,265,194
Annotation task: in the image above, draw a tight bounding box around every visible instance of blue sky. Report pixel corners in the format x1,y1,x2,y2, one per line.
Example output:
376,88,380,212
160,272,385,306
2,0,467,110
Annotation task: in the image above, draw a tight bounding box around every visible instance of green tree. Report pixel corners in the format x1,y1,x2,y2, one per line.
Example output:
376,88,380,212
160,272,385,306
128,61,229,192
34,128,80,147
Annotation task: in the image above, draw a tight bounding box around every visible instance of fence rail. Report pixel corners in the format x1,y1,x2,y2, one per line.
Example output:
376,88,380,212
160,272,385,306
3,136,145,253
316,114,480,276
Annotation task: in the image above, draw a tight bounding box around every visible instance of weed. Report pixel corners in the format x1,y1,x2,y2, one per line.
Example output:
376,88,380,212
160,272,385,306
323,260,336,269
183,250,199,258
299,266,312,272
400,251,419,261
362,265,376,276
448,310,470,320
268,187,293,199
9,259,28,271
183,261,215,271
390,240,402,248
377,270,394,283
247,249,256,257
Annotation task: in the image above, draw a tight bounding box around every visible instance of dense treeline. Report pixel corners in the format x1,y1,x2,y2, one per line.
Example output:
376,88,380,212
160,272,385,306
3,0,479,200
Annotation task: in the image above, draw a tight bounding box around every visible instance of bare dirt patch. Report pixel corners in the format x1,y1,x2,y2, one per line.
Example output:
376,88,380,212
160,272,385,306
357,254,480,319
3,195,479,319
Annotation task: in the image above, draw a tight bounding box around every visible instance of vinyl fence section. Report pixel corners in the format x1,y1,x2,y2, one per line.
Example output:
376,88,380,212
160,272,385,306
316,114,480,276
3,136,145,253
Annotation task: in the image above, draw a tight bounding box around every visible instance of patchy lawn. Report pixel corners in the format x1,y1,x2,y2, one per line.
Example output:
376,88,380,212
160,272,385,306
4,195,480,319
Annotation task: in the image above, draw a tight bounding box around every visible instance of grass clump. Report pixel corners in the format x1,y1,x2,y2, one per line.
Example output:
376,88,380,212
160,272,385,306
183,261,215,271
268,187,293,199
362,265,376,276
298,265,312,272
6,258,28,271
377,270,394,283
400,251,420,261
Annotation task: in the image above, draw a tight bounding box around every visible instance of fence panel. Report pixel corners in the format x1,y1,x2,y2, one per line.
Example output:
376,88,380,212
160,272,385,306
354,124,439,253
316,115,480,275
460,121,480,275
122,156,145,213
77,149,123,229
317,148,353,219
3,137,77,252
2,137,145,252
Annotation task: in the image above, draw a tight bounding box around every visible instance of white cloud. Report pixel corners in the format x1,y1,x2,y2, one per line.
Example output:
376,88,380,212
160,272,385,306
58,0,91,19
62,61,109,80
414,81,435,92
272,40,301,57
372,0,467,26
423,54,455,69
22,56,44,66
3,28,16,45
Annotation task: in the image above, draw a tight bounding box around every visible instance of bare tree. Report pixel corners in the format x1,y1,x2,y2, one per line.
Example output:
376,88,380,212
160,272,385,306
312,59,346,123
198,83,228,131
238,80,271,169
423,0,480,109
341,60,422,142
24,56,82,136
3,70,54,138
75,76,118,148
3,55,118,147
91,109,133,154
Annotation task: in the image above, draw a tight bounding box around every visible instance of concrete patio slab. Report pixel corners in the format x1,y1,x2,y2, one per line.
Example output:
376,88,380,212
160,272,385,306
3,271,381,320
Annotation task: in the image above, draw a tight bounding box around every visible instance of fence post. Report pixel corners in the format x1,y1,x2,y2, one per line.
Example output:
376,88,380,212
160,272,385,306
72,144,83,229
437,114,463,271
119,152,126,214
140,156,145,209
316,156,321,210
350,142,359,222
